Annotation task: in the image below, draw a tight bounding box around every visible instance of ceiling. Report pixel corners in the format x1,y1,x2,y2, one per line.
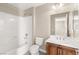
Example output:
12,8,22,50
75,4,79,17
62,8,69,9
10,3,44,11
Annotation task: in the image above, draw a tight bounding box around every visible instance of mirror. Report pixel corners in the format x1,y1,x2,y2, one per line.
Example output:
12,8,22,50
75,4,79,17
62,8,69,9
73,11,79,39
51,13,69,36
50,4,79,39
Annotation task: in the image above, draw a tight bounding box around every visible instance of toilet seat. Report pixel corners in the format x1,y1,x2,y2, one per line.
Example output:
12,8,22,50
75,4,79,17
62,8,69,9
29,37,44,55
30,45,39,54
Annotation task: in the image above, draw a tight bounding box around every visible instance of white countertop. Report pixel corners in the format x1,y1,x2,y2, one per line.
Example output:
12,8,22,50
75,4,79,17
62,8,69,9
45,36,79,49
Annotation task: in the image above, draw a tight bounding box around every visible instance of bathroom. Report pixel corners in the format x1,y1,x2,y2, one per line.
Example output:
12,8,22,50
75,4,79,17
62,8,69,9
0,3,79,55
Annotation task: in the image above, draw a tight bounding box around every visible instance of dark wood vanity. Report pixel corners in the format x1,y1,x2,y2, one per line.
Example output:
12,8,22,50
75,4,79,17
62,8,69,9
46,42,77,55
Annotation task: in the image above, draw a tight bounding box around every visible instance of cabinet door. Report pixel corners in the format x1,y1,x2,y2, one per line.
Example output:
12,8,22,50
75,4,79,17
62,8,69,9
62,46,76,55
58,48,63,55
49,45,58,55
46,43,50,54
46,43,58,55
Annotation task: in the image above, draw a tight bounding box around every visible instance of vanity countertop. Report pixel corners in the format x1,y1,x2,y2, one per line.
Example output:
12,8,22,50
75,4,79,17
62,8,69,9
46,37,79,49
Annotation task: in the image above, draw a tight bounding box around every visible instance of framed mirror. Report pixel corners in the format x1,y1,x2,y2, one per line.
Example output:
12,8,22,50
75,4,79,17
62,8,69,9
51,12,69,36
73,11,79,39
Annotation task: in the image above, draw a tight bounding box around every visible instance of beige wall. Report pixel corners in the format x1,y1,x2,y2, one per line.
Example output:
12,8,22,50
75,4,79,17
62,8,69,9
0,12,19,54
0,3,19,16
24,7,33,16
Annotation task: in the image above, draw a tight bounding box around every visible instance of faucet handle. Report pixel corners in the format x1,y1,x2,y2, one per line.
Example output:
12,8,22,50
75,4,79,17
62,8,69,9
25,33,28,36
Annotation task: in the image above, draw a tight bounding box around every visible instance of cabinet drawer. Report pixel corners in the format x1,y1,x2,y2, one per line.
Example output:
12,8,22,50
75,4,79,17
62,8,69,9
57,48,63,55
62,46,76,55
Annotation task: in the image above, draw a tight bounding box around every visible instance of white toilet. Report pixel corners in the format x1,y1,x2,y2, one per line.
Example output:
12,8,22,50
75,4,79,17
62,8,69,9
29,37,44,55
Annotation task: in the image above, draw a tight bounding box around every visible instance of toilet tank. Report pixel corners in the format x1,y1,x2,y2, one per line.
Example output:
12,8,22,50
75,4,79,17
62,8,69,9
35,37,44,46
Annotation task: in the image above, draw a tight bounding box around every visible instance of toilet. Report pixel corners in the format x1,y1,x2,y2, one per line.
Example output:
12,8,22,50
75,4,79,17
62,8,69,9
29,37,44,55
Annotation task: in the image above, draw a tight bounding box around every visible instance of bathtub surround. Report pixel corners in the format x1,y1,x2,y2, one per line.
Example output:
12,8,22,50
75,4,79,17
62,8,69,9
24,7,36,39
24,7,35,44
0,4,33,55
0,14,32,55
0,12,19,54
0,12,32,55
18,16,32,55
0,4,19,54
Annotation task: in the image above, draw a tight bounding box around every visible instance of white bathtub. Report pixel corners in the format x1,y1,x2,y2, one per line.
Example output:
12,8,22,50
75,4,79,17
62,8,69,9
3,43,29,55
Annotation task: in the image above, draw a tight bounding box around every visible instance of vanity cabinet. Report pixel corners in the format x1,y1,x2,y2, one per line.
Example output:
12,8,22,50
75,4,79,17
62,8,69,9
62,46,76,55
46,43,58,55
46,42,76,55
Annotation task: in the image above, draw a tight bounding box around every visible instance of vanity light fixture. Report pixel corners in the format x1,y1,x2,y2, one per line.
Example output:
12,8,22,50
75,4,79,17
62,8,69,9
59,3,64,7
52,3,64,10
52,5,56,10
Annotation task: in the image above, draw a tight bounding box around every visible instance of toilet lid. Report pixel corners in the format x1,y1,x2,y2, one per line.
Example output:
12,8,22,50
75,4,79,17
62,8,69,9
30,45,39,53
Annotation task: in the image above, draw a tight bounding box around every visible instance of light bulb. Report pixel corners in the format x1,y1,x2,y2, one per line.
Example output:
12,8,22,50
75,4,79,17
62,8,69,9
59,3,64,7
52,5,56,9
